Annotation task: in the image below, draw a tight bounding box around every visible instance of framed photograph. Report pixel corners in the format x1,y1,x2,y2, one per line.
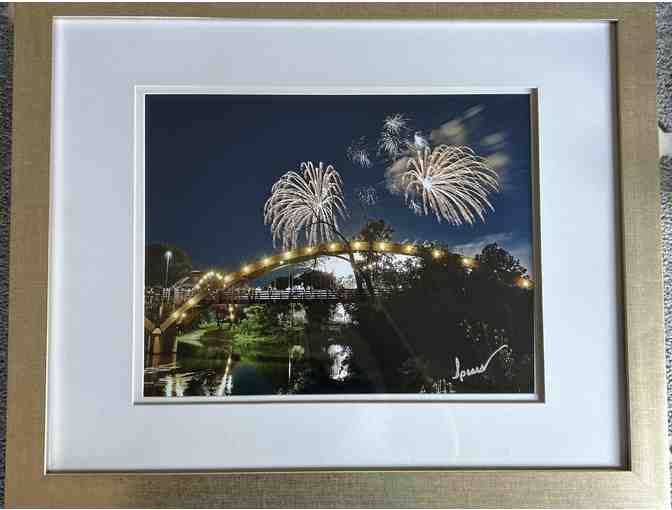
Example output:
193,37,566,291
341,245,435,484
140,87,541,402
6,3,668,508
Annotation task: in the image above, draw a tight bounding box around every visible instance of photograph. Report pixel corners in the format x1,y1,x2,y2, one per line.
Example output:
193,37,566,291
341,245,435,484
143,92,537,398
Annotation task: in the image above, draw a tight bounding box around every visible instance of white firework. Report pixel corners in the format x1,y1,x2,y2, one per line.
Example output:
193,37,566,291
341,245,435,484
347,137,372,168
402,145,499,225
413,131,430,150
383,113,408,134
378,130,407,159
264,161,348,249
378,113,411,159
408,199,422,215
356,186,378,207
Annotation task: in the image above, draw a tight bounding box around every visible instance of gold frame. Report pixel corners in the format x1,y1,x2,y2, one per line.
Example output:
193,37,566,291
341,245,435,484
6,3,667,507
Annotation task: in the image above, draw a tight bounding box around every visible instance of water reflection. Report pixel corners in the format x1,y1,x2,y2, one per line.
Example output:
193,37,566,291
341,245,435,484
327,344,351,381
144,347,289,397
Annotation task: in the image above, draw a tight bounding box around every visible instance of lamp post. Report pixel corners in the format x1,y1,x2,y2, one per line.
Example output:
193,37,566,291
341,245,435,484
164,250,173,289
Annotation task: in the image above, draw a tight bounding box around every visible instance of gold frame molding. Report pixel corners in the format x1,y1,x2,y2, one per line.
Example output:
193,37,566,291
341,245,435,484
6,3,667,508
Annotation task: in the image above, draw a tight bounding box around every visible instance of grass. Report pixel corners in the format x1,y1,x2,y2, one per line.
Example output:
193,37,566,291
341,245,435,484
177,323,233,357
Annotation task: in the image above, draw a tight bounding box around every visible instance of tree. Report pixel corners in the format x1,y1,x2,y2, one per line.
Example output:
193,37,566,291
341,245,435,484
356,219,394,244
475,243,527,285
342,242,535,393
145,244,192,287
297,270,336,289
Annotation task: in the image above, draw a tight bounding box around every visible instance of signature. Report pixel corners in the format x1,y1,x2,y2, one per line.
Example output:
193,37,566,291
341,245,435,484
452,345,509,383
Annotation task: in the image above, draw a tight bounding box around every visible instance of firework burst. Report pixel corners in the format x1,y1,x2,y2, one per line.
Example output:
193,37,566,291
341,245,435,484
408,199,422,215
346,136,372,168
383,113,408,134
356,186,378,207
402,145,499,225
378,113,411,159
264,161,348,249
378,131,406,159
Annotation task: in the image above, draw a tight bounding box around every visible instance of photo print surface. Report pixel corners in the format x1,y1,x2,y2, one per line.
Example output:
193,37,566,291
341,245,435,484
143,93,538,398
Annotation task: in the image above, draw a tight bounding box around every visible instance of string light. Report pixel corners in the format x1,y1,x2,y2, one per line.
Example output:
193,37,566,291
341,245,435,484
162,243,535,330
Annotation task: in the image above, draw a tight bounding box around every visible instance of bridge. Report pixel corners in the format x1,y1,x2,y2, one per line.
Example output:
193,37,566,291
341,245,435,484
144,240,534,348
146,241,451,332
211,287,392,305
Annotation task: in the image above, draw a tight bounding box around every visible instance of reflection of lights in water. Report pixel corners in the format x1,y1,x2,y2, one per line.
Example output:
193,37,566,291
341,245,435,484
327,344,352,380
216,354,234,397
215,375,233,397
162,373,190,397
164,378,173,397
175,377,186,397
430,378,454,394
331,303,352,323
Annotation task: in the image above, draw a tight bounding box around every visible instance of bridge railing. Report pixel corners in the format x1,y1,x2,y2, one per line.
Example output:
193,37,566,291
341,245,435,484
210,288,392,304
145,287,199,321
144,286,399,323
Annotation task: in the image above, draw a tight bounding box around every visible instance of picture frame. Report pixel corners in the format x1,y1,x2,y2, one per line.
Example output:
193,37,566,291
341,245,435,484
6,3,667,507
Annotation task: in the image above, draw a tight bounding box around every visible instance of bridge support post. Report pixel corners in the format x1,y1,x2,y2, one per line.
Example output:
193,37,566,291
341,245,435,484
151,328,163,355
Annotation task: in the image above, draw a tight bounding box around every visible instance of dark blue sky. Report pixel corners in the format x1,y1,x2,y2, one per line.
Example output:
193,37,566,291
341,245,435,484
146,94,534,274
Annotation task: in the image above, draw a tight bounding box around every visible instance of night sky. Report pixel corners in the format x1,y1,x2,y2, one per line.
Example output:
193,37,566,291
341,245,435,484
146,94,534,275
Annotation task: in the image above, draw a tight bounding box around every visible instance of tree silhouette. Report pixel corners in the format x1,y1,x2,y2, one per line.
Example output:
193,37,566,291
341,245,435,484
145,243,192,287
475,243,527,285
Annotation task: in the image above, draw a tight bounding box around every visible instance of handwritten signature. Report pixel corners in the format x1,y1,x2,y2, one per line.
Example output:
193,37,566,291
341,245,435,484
452,344,509,383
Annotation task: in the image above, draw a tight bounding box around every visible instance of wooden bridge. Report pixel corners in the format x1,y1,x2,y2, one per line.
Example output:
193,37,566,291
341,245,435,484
145,241,452,333
211,287,392,305
144,240,534,347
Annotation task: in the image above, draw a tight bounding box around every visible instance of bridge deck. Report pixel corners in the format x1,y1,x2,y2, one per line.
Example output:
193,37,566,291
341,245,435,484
209,288,390,304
